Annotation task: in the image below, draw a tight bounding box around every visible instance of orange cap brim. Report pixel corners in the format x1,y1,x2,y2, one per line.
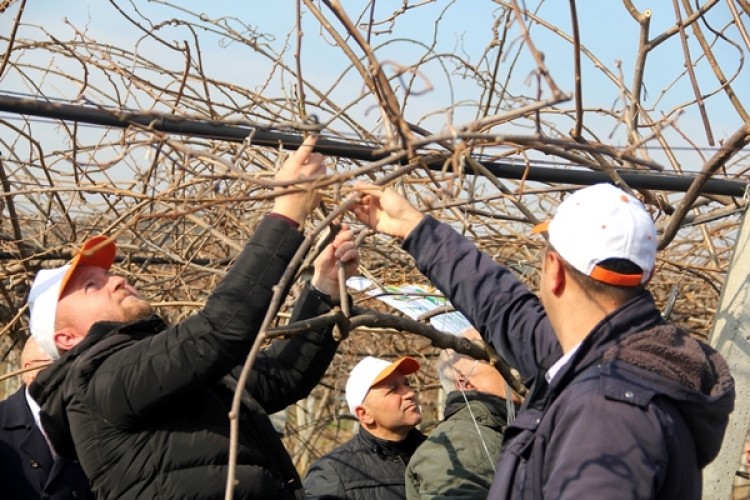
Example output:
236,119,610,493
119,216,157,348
589,265,644,287
531,220,550,235
371,356,420,387
59,235,117,298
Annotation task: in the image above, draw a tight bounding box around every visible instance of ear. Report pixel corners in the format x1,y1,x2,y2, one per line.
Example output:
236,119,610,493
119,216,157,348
544,250,567,296
456,378,475,391
53,327,84,353
354,405,374,426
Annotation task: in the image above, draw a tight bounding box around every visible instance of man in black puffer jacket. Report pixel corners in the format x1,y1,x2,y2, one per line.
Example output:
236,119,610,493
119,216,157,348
304,356,426,500
27,137,360,499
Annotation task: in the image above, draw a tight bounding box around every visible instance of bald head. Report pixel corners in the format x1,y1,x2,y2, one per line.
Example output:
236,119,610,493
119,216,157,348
21,336,51,386
438,328,510,399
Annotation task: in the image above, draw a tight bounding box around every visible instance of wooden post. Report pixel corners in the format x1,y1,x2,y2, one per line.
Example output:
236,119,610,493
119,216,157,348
704,204,750,499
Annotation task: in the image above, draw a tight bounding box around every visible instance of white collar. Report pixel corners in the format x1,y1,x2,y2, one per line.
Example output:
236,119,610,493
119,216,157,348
24,386,44,430
545,342,582,383
25,387,57,457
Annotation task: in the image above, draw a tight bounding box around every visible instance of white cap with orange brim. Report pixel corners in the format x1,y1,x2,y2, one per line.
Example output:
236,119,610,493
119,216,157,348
344,356,420,414
28,236,117,359
532,183,657,287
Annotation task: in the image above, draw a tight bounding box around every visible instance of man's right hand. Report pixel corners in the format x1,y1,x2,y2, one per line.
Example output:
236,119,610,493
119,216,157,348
352,183,425,240
272,135,325,225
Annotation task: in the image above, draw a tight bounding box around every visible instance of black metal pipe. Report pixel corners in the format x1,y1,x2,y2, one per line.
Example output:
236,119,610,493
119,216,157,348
0,94,746,197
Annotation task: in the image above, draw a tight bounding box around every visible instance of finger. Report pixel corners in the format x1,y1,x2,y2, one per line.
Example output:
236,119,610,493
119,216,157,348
337,248,359,263
314,244,335,267
352,204,378,225
352,181,375,190
295,135,319,164
352,194,375,212
334,241,357,258
352,182,384,197
333,228,355,245
351,206,369,224
300,155,325,178
306,152,324,166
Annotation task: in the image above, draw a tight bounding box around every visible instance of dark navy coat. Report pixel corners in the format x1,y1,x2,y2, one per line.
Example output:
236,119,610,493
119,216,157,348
0,386,94,499
404,216,734,499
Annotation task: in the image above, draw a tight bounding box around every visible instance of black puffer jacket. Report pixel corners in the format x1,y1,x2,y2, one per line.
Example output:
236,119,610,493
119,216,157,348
304,428,426,500
30,216,340,499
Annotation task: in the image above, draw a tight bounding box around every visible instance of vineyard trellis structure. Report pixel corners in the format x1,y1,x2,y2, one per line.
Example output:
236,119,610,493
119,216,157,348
0,0,749,497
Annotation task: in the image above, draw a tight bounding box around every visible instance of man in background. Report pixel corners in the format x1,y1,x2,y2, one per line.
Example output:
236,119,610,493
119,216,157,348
0,337,94,499
406,328,515,499
305,356,426,499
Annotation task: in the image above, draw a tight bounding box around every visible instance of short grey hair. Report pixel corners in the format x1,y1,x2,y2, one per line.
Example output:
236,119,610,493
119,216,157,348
436,328,481,394
437,349,462,394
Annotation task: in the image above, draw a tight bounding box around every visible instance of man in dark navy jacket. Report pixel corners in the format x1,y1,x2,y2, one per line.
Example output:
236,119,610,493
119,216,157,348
0,337,94,499
352,182,734,499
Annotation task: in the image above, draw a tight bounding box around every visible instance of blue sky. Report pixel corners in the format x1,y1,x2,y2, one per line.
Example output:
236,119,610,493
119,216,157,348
2,1,747,158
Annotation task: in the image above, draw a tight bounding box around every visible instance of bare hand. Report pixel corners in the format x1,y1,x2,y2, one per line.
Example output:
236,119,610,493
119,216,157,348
272,135,325,224
311,223,360,298
352,183,425,240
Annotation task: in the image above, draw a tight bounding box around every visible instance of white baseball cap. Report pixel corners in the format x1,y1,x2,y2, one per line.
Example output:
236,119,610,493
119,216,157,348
28,235,117,360
533,184,657,287
345,356,420,414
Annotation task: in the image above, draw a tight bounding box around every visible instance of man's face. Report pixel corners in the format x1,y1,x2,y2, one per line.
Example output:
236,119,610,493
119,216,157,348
21,340,50,386
362,371,422,438
463,359,509,398
56,265,153,339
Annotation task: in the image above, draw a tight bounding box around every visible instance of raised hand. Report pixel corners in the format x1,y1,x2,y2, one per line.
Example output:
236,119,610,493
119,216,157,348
272,135,325,224
311,224,360,299
352,183,425,240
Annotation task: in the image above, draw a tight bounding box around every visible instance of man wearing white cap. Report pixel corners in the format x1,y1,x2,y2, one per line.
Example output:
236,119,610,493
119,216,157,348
352,182,734,499
26,137,361,500
304,355,426,499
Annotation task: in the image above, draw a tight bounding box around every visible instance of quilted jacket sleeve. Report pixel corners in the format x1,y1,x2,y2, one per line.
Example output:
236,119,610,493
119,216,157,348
403,216,560,380
241,282,340,414
304,455,347,499
405,423,500,499
87,216,307,427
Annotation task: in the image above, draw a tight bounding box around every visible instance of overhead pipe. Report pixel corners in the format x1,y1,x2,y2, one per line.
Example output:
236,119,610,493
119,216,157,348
0,94,746,197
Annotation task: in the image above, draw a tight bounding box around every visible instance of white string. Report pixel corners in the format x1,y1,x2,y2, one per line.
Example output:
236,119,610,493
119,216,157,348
505,381,516,423
450,360,496,471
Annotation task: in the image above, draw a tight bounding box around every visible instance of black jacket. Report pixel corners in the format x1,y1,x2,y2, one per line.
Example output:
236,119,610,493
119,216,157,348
0,385,94,499
304,427,426,500
30,216,340,499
